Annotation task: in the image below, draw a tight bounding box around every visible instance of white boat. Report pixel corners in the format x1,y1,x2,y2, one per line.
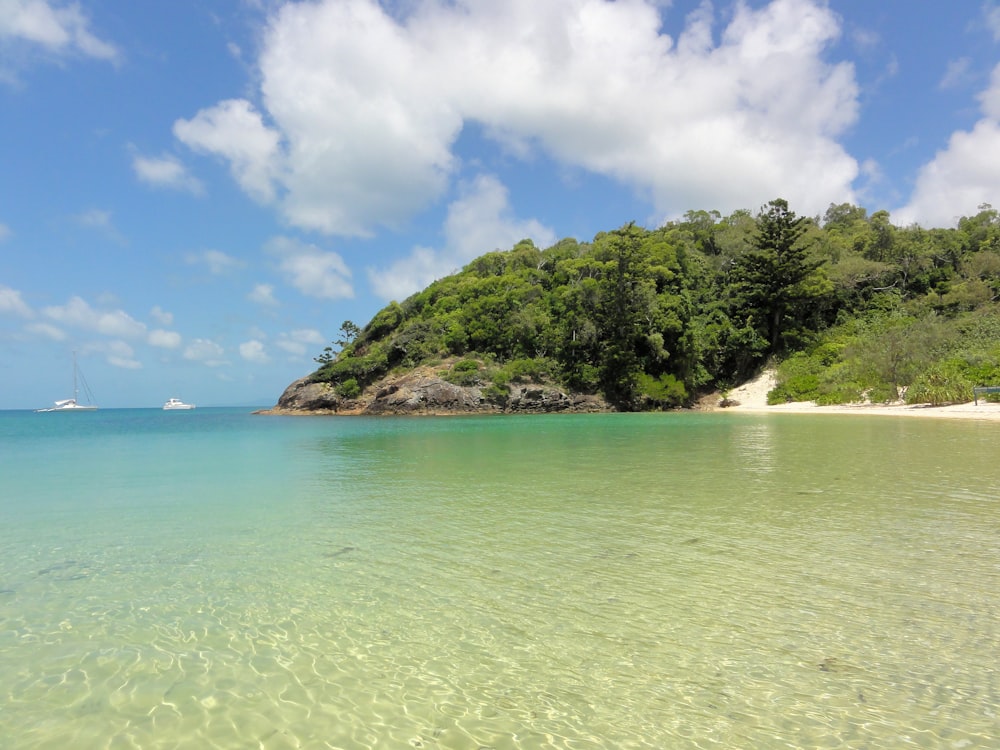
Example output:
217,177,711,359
37,352,98,412
163,398,195,410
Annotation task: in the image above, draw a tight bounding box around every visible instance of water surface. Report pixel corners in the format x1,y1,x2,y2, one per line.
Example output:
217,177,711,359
1,409,997,748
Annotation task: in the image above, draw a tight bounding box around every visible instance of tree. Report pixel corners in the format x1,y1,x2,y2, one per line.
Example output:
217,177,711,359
847,314,947,401
596,223,647,408
730,199,826,355
336,320,361,348
314,320,361,364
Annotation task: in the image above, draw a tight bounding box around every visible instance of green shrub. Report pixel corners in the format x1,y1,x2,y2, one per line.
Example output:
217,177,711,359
500,358,553,384
443,358,484,386
811,341,845,366
906,363,973,406
637,372,687,407
453,358,480,372
814,382,865,405
336,378,361,399
562,363,600,393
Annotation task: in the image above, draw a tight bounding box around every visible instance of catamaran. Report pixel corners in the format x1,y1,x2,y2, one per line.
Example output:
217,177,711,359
36,352,97,412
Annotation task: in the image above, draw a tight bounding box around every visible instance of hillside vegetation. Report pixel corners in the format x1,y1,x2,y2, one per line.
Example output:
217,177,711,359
308,199,1000,410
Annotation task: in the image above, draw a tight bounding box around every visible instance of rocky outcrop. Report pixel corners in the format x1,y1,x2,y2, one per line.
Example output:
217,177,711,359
265,376,343,414
506,385,605,412
365,376,490,414
258,366,610,416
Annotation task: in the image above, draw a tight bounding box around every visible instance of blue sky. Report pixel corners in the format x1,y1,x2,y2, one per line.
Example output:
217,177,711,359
3,0,1000,410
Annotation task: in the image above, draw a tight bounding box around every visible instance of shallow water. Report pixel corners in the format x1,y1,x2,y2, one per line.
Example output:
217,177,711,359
1,409,998,748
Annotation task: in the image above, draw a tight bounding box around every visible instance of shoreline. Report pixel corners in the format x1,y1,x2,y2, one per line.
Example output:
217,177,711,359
717,400,1000,420
710,369,1000,421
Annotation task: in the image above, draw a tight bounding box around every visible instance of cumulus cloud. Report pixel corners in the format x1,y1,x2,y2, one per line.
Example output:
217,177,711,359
174,99,282,203
176,0,860,235
0,0,119,63
42,296,146,338
369,174,556,301
894,62,1000,227
186,249,244,275
183,338,228,367
148,329,182,349
239,339,270,363
266,236,353,300
132,152,204,195
0,284,33,318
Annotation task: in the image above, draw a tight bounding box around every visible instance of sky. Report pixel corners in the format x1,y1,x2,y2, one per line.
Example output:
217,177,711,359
3,0,1000,410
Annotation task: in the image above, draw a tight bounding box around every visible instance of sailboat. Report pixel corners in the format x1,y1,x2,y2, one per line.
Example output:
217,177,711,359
36,352,98,412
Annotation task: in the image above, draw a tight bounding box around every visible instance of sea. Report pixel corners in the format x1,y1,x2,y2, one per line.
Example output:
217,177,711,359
1,407,998,749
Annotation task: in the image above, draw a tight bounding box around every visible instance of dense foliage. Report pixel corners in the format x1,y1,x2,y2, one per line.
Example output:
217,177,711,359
311,200,1000,410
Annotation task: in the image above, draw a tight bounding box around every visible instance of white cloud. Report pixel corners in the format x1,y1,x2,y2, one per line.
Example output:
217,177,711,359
75,208,112,227
42,296,146,338
979,63,1000,120
176,0,859,235
0,284,33,318
985,2,1000,42
266,236,353,300
248,283,279,306
0,0,119,62
895,62,1000,227
150,305,173,326
186,249,244,275
173,99,281,203
148,329,182,349
239,339,270,363
72,208,125,244
25,321,65,340
132,152,204,195
183,338,228,367
0,222,10,241
369,174,556,300
104,340,141,370
276,327,325,356
940,57,973,90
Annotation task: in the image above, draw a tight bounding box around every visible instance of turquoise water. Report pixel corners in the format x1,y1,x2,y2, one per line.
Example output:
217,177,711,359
1,408,998,748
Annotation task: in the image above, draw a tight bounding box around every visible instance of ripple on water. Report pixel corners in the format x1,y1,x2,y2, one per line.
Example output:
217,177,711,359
3,413,1000,748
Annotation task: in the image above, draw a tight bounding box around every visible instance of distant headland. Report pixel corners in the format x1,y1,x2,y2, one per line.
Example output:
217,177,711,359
260,201,1000,417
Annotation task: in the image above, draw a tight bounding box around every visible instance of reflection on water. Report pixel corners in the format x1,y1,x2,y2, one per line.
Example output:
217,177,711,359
732,420,777,476
0,411,998,748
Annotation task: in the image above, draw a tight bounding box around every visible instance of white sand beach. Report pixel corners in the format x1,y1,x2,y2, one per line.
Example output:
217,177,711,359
715,369,1000,421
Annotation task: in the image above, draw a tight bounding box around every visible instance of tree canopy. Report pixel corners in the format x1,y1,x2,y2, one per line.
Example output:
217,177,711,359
309,201,1000,410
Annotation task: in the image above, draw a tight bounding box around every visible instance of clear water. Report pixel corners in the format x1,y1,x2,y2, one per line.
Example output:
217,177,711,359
1,409,998,749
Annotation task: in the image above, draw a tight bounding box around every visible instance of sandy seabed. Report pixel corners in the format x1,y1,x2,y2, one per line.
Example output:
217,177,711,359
713,369,1000,421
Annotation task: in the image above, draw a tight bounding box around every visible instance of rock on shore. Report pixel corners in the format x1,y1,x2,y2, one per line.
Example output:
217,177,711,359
257,366,609,416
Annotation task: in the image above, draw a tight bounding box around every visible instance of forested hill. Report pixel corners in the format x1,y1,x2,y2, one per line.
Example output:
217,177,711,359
293,199,1000,412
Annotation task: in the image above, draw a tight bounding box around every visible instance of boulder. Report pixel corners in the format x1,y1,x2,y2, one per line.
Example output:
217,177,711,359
270,377,342,413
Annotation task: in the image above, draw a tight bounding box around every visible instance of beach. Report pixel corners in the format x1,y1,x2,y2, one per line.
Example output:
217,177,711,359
715,369,1000,420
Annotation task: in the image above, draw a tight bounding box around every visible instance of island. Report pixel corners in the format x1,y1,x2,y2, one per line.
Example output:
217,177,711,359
261,200,1000,417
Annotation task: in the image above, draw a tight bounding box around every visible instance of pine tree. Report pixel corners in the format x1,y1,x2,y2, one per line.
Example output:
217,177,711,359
732,199,824,353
